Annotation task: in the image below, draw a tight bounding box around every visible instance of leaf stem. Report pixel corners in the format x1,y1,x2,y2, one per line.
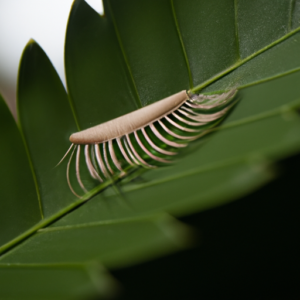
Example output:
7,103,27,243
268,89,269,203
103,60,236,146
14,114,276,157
191,26,300,93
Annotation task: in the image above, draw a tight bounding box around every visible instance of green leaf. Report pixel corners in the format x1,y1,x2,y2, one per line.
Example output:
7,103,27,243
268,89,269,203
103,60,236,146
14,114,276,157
0,263,115,300
0,93,41,247
17,41,78,217
202,31,300,93
1,0,300,298
0,214,189,269
65,0,140,128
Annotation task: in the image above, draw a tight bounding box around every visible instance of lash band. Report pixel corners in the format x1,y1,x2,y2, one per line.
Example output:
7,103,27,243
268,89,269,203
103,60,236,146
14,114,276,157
62,89,238,197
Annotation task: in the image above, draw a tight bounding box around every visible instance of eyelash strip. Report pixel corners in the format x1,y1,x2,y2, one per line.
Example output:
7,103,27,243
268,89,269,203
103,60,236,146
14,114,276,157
60,89,238,197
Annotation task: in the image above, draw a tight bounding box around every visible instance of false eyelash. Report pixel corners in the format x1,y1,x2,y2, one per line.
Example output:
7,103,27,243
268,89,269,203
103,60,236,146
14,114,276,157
59,89,238,197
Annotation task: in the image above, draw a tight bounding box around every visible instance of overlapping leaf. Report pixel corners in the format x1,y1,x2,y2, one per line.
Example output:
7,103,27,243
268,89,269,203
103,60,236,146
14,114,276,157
0,0,300,298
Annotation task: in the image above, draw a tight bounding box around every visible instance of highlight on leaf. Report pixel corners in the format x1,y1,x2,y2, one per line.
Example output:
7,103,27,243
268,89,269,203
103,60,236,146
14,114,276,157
59,89,238,197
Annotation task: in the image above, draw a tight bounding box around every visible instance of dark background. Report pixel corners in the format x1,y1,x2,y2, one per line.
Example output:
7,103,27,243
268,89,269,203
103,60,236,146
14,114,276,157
111,152,300,299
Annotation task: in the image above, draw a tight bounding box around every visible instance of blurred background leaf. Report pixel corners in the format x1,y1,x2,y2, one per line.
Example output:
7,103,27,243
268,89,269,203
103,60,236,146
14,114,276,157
0,0,300,299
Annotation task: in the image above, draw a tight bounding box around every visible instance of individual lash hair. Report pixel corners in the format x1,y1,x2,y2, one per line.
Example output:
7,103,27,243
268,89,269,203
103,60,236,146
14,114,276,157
59,89,238,197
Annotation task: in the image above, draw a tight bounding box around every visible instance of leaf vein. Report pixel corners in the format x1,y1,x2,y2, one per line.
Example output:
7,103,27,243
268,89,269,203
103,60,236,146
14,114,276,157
107,1,142,108
17,124,44,219
289,0,296,31
38,214,164,232
234,0,241,60
170,0,193,88
191,26,300,93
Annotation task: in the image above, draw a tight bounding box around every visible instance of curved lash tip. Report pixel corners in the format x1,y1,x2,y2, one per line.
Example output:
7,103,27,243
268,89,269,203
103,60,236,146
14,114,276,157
59,89,238,196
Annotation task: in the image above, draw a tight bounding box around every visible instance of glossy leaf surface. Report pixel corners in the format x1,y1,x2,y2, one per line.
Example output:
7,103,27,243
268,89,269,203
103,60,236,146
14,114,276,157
0,0,300,298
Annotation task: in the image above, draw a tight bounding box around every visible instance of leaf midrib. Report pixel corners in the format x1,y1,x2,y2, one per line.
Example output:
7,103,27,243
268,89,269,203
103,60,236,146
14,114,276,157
191,26,300,94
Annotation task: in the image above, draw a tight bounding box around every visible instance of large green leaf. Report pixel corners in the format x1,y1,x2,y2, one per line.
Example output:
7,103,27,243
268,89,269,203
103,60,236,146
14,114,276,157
0,94,41,247
0,0,300,298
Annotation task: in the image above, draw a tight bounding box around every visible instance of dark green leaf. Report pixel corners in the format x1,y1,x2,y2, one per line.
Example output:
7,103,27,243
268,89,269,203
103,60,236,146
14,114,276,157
0,94,41,248
65,0,139,128
0,263,115,300
0,214,189,269
17,41,79,217
1,0,300,297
